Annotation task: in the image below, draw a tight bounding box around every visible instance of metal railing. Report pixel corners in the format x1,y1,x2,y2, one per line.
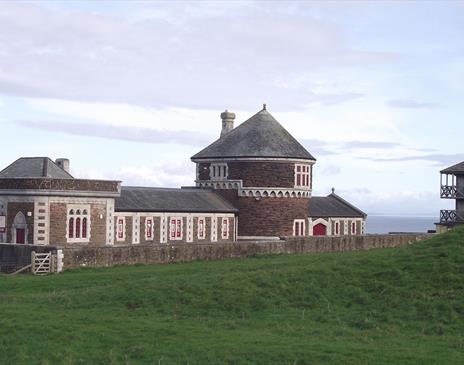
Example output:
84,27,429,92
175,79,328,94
440,185,464,199
440,210,464,224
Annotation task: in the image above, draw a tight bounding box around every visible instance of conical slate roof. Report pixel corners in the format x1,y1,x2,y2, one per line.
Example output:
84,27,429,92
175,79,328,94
0,157,74,179
191,109,315,161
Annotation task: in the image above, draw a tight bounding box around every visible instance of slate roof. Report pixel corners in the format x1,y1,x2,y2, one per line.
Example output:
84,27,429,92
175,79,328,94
0,157,74,179
191,109,315,161
441,161,464,174
115,186,238,213
309,193,366,218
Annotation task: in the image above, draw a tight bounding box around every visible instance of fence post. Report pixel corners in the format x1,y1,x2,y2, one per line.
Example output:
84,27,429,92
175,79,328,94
31,251,36,275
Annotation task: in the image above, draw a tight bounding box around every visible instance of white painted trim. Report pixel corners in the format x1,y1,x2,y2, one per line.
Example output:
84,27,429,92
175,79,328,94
310,218,330,236
237,236,281,240
210,163,228,180
132,216,140,244
293,219,306,236
211,216,217,242
168,217,183,241
192,157,316,164
294,164,311,188
66,204,91,244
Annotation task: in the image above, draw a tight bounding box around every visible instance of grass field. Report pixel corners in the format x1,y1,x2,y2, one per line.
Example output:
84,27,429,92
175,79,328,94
0,228,463,365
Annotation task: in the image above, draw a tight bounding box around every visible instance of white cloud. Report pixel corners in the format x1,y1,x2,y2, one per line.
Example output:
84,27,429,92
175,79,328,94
0,2,395,110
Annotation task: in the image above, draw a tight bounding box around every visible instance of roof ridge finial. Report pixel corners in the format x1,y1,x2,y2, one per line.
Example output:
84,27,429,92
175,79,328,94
331,187,335,194
263,103,266,110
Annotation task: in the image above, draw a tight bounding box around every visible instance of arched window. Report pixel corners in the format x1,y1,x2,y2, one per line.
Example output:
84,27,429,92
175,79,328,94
82,217,87,238
69,217,74,238
75,218,81,238
66,205,91,243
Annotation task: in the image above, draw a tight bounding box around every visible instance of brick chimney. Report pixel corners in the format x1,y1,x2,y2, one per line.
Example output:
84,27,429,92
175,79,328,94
220,110,235,138
55,158,70,173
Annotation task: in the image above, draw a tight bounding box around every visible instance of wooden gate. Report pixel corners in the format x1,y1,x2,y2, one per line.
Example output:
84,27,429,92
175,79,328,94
31,251,55,275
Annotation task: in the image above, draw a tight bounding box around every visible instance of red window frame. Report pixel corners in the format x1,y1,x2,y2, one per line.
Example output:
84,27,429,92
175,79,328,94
351,222,356,235
170,218,183,240
221,218,229,239
146,218,153,239
117,218,124,239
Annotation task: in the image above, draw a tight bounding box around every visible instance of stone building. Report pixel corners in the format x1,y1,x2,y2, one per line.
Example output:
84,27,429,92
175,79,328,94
436,161,464,233
0,106,366,245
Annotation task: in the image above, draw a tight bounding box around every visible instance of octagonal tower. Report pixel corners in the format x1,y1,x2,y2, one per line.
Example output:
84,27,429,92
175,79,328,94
191,105,316,239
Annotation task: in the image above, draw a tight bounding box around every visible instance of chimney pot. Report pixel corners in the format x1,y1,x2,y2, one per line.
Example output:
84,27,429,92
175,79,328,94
56,158,70,173
220,109,235,138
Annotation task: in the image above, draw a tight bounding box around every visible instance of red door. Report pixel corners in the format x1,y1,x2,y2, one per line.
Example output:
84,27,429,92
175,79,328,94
313,223,327,236
16,229,25,244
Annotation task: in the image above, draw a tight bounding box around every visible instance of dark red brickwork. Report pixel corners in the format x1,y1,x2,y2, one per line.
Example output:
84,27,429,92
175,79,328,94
49,203,67,244
0,178,119,193
228,162,296,188
6,202,34,243
196,161,302,189
89,203,107,246
236,197,309,237
50,202,108,246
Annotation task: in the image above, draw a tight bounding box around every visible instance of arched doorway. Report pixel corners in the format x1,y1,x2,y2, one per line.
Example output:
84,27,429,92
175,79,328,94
11,212,28,244
313,223,327,236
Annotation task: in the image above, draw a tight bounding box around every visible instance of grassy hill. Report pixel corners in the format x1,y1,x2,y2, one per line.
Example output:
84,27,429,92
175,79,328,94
0,227,463,365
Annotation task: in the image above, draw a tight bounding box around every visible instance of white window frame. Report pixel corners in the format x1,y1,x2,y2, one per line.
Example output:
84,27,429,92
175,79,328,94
293,219,305,236
66,204,90,244
210,163,228,180
294,164,310,188
116,216,126,242
197,217,206,240
221,217,229,239
169,217,183,241
145,217,154,241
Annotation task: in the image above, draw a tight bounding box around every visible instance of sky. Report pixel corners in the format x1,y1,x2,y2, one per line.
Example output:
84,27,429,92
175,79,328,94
0,0,463,216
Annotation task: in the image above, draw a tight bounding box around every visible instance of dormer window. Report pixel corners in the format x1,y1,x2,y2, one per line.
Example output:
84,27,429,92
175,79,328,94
295,164,310,187
210,163,228,180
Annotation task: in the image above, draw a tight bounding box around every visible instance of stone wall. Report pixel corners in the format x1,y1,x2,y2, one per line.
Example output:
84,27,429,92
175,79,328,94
0,243,57,273
61,233,430,270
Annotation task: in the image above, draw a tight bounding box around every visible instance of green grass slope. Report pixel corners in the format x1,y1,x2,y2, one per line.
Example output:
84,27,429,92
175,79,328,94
1,227,463,365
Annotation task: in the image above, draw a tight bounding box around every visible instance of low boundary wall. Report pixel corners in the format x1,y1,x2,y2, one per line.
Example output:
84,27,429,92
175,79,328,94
62,234,431,270
0,243,58,273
